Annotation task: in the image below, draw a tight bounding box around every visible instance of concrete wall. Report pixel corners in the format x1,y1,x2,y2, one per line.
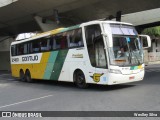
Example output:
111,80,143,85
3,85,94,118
147,39,160,62
0,37,14,71
0,51,10,71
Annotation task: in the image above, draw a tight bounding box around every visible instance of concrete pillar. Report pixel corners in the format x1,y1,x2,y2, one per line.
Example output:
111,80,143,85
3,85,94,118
0,37,14,71
34,16,61,32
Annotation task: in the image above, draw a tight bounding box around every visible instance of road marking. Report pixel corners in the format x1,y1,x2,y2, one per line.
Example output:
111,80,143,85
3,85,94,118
0,95,53,109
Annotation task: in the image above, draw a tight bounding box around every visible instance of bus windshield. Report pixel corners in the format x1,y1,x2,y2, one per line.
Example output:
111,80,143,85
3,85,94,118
109,36,143,66
104,24,143,66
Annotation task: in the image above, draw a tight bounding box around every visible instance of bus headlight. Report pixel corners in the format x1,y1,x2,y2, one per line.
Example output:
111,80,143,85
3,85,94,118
109,69,122,74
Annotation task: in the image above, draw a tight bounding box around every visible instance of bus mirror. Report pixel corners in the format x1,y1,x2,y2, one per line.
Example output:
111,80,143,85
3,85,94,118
139,35,151,49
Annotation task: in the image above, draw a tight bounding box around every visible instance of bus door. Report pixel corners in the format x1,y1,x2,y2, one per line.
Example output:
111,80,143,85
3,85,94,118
85,24,108,83
94,35,108,83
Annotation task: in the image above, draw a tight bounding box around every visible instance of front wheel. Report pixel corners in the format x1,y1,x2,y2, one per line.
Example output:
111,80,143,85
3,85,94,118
74,70,88,88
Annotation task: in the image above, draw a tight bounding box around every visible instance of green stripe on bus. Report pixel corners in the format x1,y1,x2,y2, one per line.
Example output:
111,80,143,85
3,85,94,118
43,51,59,80
50,49,68,80
60,25,80,33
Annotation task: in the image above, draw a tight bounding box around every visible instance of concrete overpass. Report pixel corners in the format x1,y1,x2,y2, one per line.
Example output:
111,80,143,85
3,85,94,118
0,0,160,70
0,0,160,36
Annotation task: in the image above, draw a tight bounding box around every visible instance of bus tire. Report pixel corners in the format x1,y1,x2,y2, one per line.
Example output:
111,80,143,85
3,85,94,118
25,70,32,83
74,70,88,88
19,69,25,82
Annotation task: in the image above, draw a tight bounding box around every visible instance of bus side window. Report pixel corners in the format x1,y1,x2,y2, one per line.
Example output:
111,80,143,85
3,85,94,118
49,36,54,50
40,37,49,52
23,43,28,54
32,41,40,53
69,30,78,47
60,32,68,49
69,29,83,48
55,35,61,49
75,29,83,47
17,44,24,55
11,45,17,56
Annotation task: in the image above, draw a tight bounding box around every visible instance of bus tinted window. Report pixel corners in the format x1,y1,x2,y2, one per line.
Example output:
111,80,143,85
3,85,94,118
17,44,24,55
31,40,40,53
60,32,68,49
11,45,16,56
54,33,68,49
68,29,83,48
40,37,50,52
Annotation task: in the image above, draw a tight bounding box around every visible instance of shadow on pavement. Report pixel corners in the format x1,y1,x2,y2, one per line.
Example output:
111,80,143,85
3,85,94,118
27,79,136,91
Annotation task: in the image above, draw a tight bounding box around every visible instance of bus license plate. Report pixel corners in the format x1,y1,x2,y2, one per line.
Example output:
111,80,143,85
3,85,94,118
129,76,135,80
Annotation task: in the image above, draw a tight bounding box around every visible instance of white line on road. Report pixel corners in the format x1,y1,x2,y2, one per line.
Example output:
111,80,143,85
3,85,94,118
0,95,53,109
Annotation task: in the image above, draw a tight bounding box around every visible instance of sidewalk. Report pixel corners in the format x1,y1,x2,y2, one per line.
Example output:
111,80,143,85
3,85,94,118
146,61,160,68
148,61,160,65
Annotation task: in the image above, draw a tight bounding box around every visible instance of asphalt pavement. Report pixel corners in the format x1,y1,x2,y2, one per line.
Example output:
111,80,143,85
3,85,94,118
0,64,160,120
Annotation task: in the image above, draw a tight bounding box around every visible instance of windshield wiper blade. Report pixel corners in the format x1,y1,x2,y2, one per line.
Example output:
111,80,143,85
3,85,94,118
134,53,141,65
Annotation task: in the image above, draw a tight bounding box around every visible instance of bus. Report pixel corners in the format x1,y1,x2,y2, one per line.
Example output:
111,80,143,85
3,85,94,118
10,20,151,88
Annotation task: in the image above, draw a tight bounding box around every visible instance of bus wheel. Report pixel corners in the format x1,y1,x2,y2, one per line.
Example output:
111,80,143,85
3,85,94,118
74,70,88,88
19,70,25,82
25,70,32,83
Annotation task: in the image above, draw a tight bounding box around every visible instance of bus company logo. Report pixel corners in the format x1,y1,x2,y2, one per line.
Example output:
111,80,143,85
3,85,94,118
12,58,19,62
91,73,104,82
2,112,11,117
22,55,38,62
72,54,83,58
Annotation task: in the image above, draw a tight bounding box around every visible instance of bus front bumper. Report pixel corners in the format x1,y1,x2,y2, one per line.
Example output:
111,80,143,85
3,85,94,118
107,70,144,85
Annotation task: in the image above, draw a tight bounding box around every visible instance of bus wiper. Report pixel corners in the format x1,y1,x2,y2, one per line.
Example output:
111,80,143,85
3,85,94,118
134,53,141,65
131,50,141,65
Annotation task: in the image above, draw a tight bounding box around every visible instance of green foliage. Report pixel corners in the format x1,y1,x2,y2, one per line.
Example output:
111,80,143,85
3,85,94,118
142,26,160,37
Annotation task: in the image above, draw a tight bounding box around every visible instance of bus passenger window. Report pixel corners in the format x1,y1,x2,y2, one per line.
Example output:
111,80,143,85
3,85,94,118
69,30,78,47
76,29,83,46
69,29,83,48
40,38,49,52
17,44,24,55
60,32,68,49
11,45,17,56
49,36,54,50
60,36,67,49
23,43,28,54
55,36,60,49
32,42,40,53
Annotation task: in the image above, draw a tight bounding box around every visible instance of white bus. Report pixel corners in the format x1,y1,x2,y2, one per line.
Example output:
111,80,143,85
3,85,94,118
10,20,151,88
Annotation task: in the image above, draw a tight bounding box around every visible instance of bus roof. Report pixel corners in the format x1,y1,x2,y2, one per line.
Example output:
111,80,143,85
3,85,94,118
11,20,133,45
11,24,81,45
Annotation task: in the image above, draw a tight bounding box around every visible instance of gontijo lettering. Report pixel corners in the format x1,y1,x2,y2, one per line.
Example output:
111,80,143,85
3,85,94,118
22,55,38,62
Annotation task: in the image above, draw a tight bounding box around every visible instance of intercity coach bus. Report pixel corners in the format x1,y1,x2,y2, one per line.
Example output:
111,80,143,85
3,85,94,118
10,20,151,88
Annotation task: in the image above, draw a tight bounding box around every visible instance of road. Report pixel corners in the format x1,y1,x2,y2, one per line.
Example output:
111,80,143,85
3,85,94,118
0,64,160,120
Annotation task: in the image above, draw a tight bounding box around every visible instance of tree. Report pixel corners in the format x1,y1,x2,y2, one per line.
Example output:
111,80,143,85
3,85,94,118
142,26,160,37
